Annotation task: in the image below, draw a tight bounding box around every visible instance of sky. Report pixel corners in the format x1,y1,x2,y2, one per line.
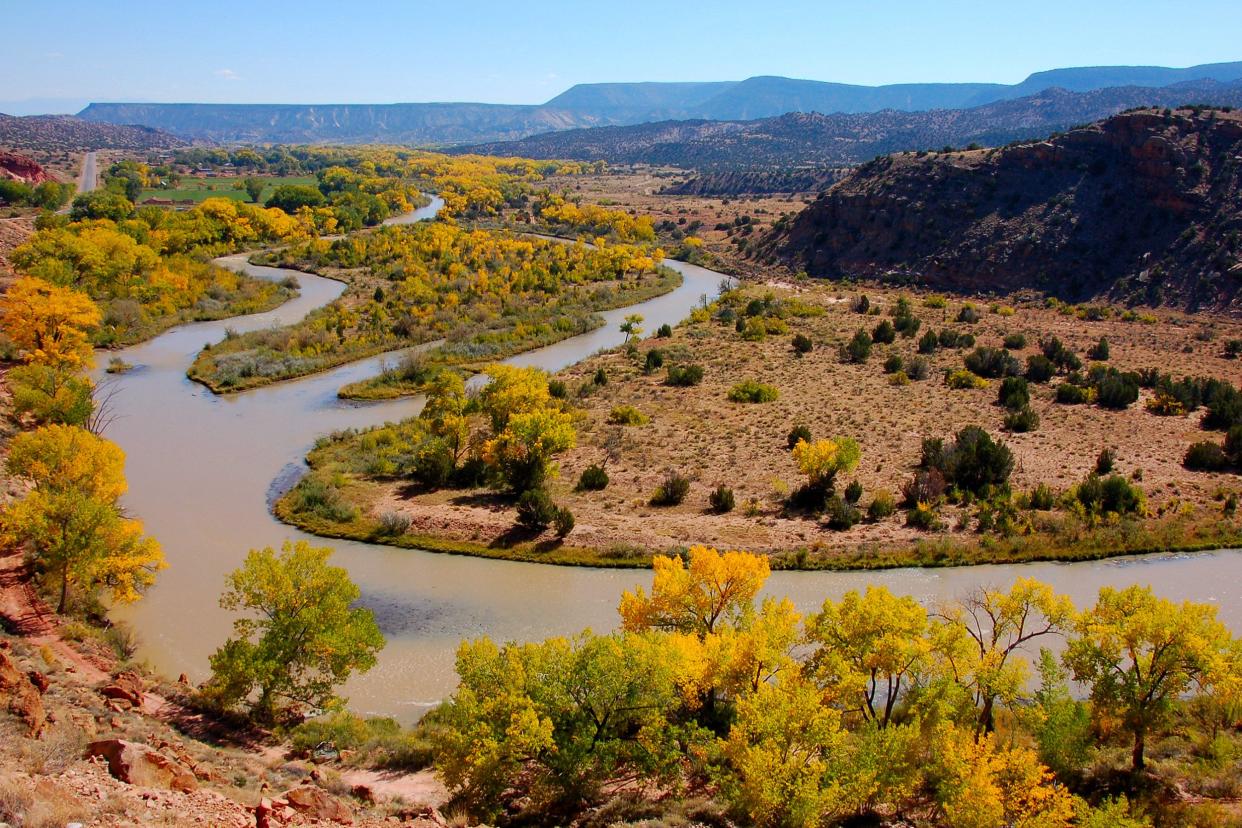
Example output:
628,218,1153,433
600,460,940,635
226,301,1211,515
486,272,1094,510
3,0,1241,114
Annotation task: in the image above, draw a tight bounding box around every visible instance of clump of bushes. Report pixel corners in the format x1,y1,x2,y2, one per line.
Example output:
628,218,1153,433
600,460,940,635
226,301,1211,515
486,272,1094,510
577,464,609,491
997,376,1030,410
1088,337,1110,361
651,470,691,506
516,488,558,531
872,319,896,344
553,506,575,538
1072,473,1144,517
964,346,1020,378
843,480,863,504
867,490,896,519
920,426,1013,497
946,369,988,390
608,405,649,426
644,349,665,373
906,356,931,381
1055,382,1092,404
787,424,813,449
824,495,861,530
883,354,904,374
1041,337,1082,372
289,476,357,523
728,380,779,403
709,485,736,513
1003,406,1040,433
918,330,939,354
1002,333,1027,350
956,304,981,324
1185,441,1228,471
1095,371,1139,409
842,329,872,363
656,323,673,337
665,363,704,386
1025,354,1056,383
792,333,813,354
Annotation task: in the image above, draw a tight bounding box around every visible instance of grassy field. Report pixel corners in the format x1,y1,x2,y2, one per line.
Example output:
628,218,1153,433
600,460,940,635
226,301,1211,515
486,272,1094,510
277,280,1242,568
138,175,317,204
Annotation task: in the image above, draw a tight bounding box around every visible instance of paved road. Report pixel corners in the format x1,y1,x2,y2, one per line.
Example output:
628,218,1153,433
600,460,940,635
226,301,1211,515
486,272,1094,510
76,150,97,193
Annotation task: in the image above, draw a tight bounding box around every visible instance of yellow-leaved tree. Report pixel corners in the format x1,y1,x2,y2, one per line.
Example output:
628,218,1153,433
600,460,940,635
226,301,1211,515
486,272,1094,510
0,276,101,367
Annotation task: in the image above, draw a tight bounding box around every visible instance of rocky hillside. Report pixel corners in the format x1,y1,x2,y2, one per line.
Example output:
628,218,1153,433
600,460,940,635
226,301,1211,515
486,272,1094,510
755,108,1242,311
0,151,52,183
457,81,1242,170
0,113,187,153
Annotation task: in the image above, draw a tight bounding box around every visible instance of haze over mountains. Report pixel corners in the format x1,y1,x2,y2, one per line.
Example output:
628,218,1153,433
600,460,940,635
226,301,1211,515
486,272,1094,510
75,61,1242,146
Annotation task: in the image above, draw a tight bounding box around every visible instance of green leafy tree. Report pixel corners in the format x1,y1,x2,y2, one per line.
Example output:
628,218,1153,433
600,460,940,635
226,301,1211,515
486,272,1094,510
205,540,384,723
242,177,265,203
1065,585,1237,770
620,312,643,343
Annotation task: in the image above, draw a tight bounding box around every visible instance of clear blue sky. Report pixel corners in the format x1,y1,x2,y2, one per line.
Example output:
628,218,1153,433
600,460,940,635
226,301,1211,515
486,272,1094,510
3,0,1241,112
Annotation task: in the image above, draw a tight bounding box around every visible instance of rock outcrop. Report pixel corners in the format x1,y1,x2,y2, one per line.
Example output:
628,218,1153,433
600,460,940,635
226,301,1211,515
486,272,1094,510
85,739,198,792
757,107,1242,312
0,645,46,737
280,784,354,823
0,151,52,184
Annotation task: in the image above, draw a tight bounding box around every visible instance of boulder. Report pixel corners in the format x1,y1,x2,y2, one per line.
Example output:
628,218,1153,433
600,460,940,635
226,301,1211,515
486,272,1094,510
282,784,353,823
0,649,46,737
100,671,144,708
86,739,198,792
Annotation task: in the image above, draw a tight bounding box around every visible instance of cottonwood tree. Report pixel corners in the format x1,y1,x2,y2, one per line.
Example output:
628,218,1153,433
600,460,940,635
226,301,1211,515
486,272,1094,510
205,541,384,723
936,578,1075,735
0,276,101,367
1065,584,1238,771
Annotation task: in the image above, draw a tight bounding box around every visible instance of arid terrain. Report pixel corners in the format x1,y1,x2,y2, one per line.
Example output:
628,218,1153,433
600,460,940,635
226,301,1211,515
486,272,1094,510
318,281,1242,565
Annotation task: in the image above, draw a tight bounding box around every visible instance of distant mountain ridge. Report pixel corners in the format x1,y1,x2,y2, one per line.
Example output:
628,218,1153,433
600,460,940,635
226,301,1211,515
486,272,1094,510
456,80,1242,172
0,113,188,153
76,61,1242,145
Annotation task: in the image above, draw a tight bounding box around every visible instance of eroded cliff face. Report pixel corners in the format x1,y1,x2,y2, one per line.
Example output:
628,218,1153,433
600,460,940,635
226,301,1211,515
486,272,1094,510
0,151,52,184
758,108,1242,311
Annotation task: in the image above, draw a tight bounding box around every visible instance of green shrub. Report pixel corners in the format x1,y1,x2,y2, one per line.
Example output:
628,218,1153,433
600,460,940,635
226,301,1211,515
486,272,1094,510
378,511,411,536
1003,406,1040,433
577,464,609,491
553,506,575,538
924,294,948,308
608,404,649,426
907,356,931,381
1185,441,1228,471
1074,473,1144,516
946,369,988,390
593,367,608,386
872,319,896,344
956,305,981,324
666,363,704,386
843,328,872,363
918,329,939,354
1088,337,1110,360
1041,337,1082,371
824,495,861,530
1226,425,1242,464
791,333,813,354
1055,383,1091,404
998,376,1030,410
516,488,557,531
709,485,736,514
843,479,863,504
1096,373,1138,409
643,349,665,373
1025,354,1056,383
290,477,357,522
1028,483,1057,510
906,503,942,530
656,323,673,337
939,329,975,349
728,380,779,403
741,317,767,341
1095,447,1116,475
921,426,1013,496
883,354,904,374
867,490,896,519
964,346,1020,378
787,424,813,449
852,294,871,313
548,379,568,399
1003,333,1027,350
651,470,691,506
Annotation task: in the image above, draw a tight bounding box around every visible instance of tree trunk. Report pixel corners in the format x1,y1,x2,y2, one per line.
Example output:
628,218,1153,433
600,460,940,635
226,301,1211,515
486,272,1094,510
1132,728,1146,772
976,696,996,737
57,566,69,615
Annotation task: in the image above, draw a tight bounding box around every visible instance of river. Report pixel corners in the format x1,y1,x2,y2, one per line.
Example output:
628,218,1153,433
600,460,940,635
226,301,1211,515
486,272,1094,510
97,200,1242,721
